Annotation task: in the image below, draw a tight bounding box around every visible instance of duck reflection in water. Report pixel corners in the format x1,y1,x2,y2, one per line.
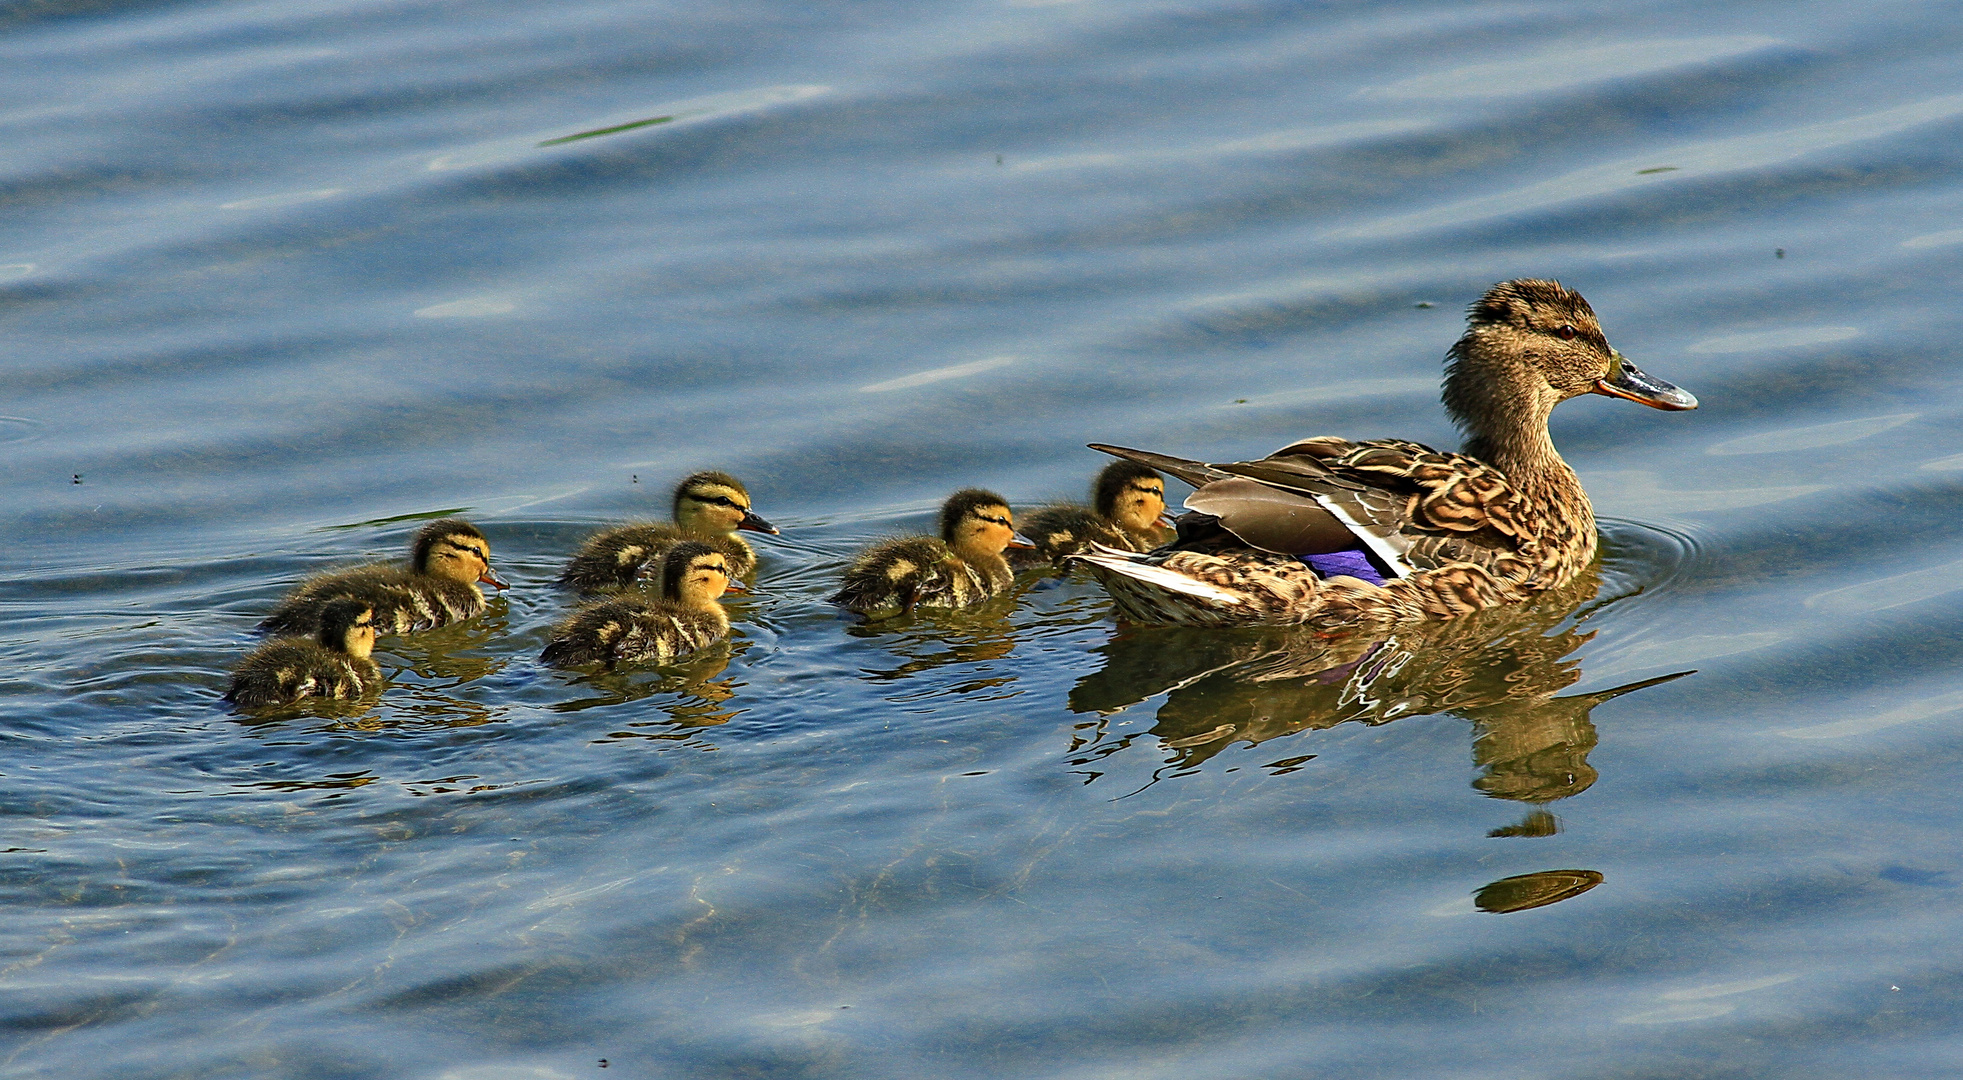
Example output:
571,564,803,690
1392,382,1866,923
361,611,514,729
551,637,748,735
844,590,1025,685
1066,563,1691,826
377,607,511,688
225,681,507,733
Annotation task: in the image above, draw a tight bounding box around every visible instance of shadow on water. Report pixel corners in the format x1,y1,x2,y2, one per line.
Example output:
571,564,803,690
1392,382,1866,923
1064,560,1694,833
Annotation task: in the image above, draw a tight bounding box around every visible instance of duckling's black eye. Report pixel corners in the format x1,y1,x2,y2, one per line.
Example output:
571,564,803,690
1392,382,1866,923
1557,325,1577,341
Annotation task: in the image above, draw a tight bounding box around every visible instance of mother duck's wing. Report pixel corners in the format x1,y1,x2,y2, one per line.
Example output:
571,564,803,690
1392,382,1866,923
1091,438,1535,580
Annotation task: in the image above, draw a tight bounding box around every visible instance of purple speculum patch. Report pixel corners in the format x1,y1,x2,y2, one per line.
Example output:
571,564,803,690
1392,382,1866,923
1299,547,1389,586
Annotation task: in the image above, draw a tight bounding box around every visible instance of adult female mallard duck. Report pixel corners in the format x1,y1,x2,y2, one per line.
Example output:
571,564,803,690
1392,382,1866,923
541,542,739,669
1014,460,1175,566
257,519,508,636
1067,279,1696,629
557,471,778,594
831,489,1026,614
227,598,382,708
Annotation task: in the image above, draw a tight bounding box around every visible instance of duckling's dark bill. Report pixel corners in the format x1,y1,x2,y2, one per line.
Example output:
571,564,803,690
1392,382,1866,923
479,568,510,589
738,510,780,534
1592,357,1697,411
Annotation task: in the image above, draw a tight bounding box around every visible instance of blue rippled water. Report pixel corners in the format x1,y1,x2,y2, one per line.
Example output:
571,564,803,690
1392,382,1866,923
8,1,1963,1077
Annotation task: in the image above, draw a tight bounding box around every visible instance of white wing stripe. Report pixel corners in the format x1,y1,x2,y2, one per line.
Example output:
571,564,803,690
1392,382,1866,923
1071,548,1248,605
1309,493,1413,578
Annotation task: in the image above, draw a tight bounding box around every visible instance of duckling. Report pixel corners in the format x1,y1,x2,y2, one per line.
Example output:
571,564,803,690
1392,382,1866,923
541,542,738,669
256,519,508,637
1015,460,1174,565
831,489,1023,614
557,471,779,595
226,598,382,708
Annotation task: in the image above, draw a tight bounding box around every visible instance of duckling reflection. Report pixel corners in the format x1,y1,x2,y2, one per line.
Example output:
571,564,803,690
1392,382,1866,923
844,591,1022,683
1066,565,1691,813
1474,869,1605,913
549,635,748,733
374,606,512,688
326,688,502,731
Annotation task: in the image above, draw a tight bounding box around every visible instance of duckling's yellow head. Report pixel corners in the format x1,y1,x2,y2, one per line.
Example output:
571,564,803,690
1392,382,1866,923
1092,461,1168,534
941,488,1016,558
317,598,376,659
412,519,508,590
660,540,736,607
1445,279,1695,437
674,471,779,538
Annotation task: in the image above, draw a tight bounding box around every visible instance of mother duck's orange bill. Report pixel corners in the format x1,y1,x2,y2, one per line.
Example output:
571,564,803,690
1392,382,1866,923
1592,352,1697,411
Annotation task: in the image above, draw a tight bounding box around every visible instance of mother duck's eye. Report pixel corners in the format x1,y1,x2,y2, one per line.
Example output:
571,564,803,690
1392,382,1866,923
1558,325,1577,341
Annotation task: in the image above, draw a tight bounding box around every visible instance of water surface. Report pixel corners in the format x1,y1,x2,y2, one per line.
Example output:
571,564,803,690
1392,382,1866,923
7,0,1963,1077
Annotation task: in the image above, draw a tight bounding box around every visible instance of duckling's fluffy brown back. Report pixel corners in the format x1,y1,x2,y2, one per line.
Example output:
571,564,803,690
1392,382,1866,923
257,565,486,636
556,524,756,595
1015,505,1165,564
540,594,730,669
1013,462,1172,565
830,535,1010,614
225,639,382,708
